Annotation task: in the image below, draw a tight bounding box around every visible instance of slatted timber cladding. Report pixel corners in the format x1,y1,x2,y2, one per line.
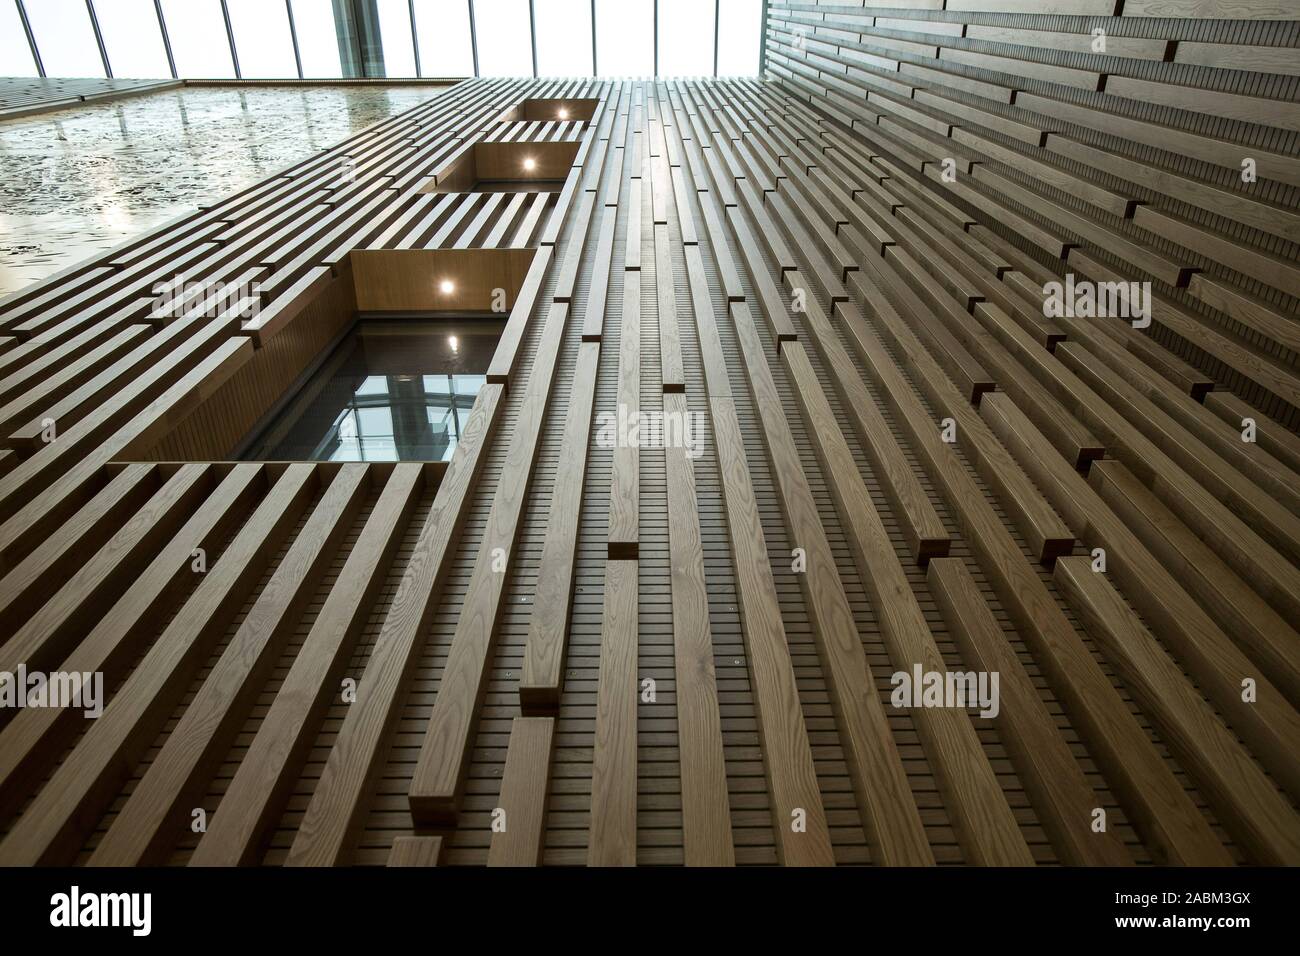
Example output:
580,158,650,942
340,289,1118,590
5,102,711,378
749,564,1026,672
0,16,1296,865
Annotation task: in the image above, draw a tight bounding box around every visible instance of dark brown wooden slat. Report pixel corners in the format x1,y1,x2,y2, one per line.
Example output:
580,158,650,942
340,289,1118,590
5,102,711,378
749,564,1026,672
1055,557,1300,866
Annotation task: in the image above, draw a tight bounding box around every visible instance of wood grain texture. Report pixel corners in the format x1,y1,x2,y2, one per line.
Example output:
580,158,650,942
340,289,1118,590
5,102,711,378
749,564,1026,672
488,717,556,867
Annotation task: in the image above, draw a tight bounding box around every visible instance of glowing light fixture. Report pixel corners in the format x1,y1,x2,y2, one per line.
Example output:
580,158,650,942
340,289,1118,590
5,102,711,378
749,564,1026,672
557,108,569,119
449,335,459,352
439,279,455,294
523,157,537,172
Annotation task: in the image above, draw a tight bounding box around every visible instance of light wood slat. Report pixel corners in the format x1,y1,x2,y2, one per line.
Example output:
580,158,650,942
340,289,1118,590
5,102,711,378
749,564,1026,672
708,393,834,866
980,393,1300,802
662,391,735,867
730,305,933,866
680,136,833,865
190,464,425,867
588,559,639,866
281,387,502,866
488,717,556,867
487,246,554,385
582,213,617,341
1054,341,1300,583
89,464,372,866
387,836,443,867
0,310,249,534
624,177,643,271
1044,135,1300,248
1015,91,1300,188
0,464,209,682
553,190,598,303
0,464,317,865
1089,459,1300,708
0,330,252,575
1061,328,1300,516
1107,75,1300,134
0,463,156,627
607,264,640,559
844,257,1074,565
1175,41,1300,76
403,303,571,829
827,295,1232,865
1055,557,1300,865
697,192,746,302
774,268,952,562
781,339,1033,866
655,225,685,392
519,341,600,712
0,464,261,828
927,558,1132,866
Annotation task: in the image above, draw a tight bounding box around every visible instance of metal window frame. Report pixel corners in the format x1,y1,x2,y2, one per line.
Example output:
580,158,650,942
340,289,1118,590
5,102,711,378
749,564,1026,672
286,0,305,78
14,0,758,84
407,0,420,77
14,0,44,77
152,0,177,78
712,0,718,77
85,0,113,77
528,0,537,78
219,0,242,78
467,0,479,77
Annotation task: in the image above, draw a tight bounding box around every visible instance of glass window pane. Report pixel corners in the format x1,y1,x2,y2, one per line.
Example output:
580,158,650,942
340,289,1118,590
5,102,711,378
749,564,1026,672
25,0,105,77
159,0,235,78
594,0,651,77
413,0,474,77
657,0,713,77
94,0,171,78
227,0,298,78
474,0,532,78
290,0,342,78
716,0,760,76
0,2,39,77
535,0,591,77
376,0,416,77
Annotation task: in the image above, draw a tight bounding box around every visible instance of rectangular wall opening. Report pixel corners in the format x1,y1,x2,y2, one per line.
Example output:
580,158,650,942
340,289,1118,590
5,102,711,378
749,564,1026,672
240,319,501,462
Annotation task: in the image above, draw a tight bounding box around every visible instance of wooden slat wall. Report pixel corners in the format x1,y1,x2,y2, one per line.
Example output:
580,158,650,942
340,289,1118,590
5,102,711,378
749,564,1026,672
0,28,1295,867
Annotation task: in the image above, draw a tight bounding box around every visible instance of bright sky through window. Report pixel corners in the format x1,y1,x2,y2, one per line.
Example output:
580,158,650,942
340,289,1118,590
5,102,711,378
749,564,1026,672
594,0,653,76
535,0,593,76
475,0,534,78
92,0,171,79
24,0,104,78
0,0,764,80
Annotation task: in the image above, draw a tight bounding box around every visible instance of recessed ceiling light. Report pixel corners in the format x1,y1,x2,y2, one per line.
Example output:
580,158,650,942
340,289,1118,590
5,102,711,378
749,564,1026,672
557,109,568,119
439,279,455,294
523,157,537,171
448,335,459,352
